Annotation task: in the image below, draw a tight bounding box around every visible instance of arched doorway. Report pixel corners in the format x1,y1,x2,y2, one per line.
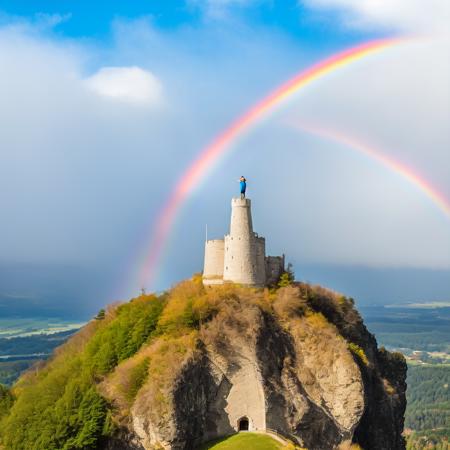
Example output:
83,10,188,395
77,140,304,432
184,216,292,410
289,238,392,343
238,417,249,431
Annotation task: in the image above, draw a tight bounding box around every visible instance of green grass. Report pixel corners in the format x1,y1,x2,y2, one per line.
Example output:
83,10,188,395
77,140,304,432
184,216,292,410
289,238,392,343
198,433,285,450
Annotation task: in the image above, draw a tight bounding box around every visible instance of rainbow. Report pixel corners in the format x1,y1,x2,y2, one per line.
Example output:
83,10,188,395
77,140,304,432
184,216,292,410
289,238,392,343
290,122,450,217
136,37,421,288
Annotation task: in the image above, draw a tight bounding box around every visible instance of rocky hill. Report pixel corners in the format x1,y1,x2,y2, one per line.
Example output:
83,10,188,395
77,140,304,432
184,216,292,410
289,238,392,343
0,276,407,450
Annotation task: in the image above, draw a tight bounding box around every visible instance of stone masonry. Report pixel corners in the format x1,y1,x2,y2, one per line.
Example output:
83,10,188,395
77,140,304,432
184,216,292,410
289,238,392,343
203,198,284,286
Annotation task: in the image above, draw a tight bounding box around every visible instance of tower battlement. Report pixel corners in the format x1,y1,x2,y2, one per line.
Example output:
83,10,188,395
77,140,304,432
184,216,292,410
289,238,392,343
203,197,284,287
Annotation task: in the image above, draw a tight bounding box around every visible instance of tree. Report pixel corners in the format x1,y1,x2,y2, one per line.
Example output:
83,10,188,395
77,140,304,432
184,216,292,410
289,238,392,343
95,309,106,320
0,384,14,419
278,263,295,287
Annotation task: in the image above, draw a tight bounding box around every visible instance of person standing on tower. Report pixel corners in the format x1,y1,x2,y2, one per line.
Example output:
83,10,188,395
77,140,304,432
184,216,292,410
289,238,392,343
239,176,247,199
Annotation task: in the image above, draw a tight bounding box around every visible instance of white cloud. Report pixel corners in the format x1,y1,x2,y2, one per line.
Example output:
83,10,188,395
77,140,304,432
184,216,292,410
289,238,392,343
84,66,163,106
303,0,450,33
189,0,255,19
34,12,72,28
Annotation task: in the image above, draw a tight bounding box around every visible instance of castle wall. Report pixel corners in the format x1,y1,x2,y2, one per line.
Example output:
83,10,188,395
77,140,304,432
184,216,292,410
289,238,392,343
223,198,266,286
203,239,224,285
265,255,285,286
223,235,257,285
203,197,283,287
254,237,267,286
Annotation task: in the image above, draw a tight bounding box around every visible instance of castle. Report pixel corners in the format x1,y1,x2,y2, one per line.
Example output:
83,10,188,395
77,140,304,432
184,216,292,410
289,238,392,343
203,197,285,287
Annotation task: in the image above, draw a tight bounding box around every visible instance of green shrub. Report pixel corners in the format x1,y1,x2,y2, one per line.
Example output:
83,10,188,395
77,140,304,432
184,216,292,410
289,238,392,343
348,343,369,366
95,309,106,320
278,263,295,288
85,294,164,374
0,384,14,419
126,357,150,402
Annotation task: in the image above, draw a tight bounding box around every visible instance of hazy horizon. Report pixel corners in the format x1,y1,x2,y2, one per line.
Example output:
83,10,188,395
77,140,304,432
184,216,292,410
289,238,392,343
0,260,449,320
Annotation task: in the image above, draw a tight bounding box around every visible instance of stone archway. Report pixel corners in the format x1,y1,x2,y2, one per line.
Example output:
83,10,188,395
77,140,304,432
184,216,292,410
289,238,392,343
238,416,249,431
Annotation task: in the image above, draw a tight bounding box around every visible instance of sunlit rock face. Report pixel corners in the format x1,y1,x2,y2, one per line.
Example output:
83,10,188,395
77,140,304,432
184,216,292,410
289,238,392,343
102,285,407,450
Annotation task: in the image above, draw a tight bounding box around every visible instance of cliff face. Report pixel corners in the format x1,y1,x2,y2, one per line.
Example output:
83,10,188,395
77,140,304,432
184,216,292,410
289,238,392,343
101,282,407,450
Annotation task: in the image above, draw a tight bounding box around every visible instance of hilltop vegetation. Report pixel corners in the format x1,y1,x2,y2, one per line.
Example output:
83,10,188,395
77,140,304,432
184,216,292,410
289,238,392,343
0,276,404,450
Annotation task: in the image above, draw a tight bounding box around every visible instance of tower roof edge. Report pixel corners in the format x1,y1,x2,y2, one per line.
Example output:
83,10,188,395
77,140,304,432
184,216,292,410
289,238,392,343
231,197,251,206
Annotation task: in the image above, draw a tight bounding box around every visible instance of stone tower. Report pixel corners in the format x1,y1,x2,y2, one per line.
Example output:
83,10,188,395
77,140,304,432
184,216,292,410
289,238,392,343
203,197,284,286
223,198,266,286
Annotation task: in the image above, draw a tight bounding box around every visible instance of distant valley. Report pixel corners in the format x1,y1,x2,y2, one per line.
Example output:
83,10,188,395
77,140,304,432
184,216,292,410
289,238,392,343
0,319,84,386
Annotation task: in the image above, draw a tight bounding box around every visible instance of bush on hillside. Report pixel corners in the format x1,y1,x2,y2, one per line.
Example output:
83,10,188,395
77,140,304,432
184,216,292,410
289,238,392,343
0,384,14,420
348,343,369,366
273,286,308,319
278,263,295,288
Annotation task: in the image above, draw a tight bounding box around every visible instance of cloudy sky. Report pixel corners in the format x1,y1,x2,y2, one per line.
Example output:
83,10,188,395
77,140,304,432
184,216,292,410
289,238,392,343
0,1,449,317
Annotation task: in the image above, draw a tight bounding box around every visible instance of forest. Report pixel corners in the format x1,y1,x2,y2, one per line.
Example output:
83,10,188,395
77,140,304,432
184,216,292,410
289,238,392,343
405,365,450,450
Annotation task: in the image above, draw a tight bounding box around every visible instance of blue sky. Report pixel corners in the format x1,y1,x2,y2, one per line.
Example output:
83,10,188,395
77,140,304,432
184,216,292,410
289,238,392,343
0,0,375,42
0,0,449,316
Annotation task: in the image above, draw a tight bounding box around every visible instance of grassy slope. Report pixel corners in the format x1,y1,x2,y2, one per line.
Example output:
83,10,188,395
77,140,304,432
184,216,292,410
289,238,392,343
198,433,285,450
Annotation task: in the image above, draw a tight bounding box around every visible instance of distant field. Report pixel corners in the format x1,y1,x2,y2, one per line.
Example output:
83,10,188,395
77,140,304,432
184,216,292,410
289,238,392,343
0,318,84,385
0,318,85,338
198,433,285,450
361,305,450,355
387,302,450,309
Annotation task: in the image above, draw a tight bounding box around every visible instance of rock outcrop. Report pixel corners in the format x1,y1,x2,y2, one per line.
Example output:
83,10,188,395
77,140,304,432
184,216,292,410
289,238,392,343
101,282,407,450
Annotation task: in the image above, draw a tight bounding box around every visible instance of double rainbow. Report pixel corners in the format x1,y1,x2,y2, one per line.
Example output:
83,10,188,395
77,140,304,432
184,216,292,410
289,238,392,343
136,37,447,288
290,122,450,219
